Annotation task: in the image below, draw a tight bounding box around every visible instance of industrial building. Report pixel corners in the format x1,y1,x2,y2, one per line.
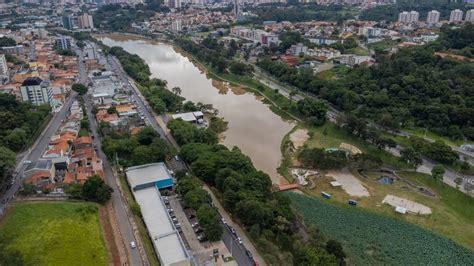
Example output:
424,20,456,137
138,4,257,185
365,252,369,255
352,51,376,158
126,163,190,266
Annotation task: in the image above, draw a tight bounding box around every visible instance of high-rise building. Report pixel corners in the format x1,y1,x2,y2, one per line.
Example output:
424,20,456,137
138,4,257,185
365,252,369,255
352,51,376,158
78,13,94,29
0,54,9,84
234,0,241,21
55,37,72,50
171,19,182,33
450,9,464,22
465,9,474,22
62,16,73,30
398,11,418,23
20,77,52,106
427,10,440,24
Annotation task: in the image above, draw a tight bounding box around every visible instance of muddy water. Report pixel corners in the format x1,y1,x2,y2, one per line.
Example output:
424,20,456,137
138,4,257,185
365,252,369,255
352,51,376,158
101,34,294,184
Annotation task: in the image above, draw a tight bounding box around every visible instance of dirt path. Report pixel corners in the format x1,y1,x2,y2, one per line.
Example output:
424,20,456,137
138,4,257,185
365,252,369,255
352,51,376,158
290,128,309,150
99,205,122,266
326,170,370,198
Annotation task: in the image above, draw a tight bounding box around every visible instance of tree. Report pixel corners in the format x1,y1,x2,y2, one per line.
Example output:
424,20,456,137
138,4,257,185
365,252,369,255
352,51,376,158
196,205,223,242
289,90,297,103
400,148,423,169
72,83,88,95
136,126,159,145
184,188,211,210
297,98,327,126
171,87,182,95
0,36,16,47
107,106,117,114
82,175,113,204
0,146,15,186
326,239,346,263
431,165,445,181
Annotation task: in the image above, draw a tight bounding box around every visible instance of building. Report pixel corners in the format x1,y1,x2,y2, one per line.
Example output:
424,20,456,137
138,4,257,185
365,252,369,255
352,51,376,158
171,19,182,33
20,77,52,106
0,54,9,84
171,111,204,124
126,163,189,266
288,43,308,56
450,9,464,23
23,159,55,186
78,13,94,29
465,9,474,22
398,11,418,23
62,16,73,30
55,37,72,50
426,10,440,24
1,45,23,55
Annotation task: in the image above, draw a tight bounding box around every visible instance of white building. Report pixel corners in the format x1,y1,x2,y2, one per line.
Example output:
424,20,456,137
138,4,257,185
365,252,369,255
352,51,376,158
171,19,182,33
20,77,52,106
0,54,9,84
427,10,440,24
288,43,308,56
465,9,474,22
398,11,419,23
450,9,464,23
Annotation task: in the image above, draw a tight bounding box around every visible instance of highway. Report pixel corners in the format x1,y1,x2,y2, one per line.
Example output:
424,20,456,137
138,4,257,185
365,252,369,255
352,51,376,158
77,47,144,266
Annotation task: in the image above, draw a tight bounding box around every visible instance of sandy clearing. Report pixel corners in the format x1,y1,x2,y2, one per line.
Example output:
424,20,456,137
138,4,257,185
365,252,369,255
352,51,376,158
290,129,309,149
382,195,432,215
326,170,370,197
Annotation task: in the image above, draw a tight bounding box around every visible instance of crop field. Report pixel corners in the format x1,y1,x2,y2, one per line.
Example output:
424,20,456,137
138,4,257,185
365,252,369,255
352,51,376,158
287,192,474,265
0,202,108,266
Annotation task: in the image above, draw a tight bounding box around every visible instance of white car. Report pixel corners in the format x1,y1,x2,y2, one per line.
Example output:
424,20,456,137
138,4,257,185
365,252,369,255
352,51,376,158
23,160,32,164
130,241,136,249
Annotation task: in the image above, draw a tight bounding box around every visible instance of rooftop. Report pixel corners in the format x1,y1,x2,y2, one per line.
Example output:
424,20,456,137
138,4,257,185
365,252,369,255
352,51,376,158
125,162,173,190
25,159,53,172
21,76,42,86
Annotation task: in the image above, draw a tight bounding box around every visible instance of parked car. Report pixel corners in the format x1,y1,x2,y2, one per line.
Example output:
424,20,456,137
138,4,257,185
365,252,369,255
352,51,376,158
130,241,136,249
246,250,253,260
188,214,196,219
237,237,243,245
194,227,203,234
197,233,207,242
191,222,199,228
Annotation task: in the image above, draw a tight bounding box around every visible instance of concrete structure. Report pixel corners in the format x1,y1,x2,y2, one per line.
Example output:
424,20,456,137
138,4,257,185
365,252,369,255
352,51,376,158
78,13,94,29
126,163,190,266
171,19,182,33
465,9,474,22
20,77,52,106
171,111,204,124
126,163,174,191
62,15,73,30
398,11,419,23
288,43,308,56
0,54,9,84
426,10,440,24
55,37,72,50
450,9,464,23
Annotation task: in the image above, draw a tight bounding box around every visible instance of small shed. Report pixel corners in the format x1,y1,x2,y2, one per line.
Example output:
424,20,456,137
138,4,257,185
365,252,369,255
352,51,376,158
330,181,341,187
395,206,407,214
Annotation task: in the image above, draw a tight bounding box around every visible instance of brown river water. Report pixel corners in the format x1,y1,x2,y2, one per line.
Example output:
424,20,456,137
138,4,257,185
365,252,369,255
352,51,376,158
100,34,294,184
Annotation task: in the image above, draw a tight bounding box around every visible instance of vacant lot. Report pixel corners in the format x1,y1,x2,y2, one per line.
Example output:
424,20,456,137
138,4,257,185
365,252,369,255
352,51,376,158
0,202,108,266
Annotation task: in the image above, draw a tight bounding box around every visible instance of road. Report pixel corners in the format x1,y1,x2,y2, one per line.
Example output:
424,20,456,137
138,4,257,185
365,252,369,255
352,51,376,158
77,46,144,266
254,65,473,194
103,45,260,265
0,92,77,214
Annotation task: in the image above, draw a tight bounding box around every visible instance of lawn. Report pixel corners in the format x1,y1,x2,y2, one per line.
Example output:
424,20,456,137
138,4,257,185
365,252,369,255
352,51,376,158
288,192,474,265
303,170,474,250
346,46,369,56
303,122,408,168
0,202,108,266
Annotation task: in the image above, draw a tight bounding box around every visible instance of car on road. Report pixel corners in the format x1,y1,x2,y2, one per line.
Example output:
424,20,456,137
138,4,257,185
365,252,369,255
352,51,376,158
237,237,243,245
175,155,180,161
23,160,32,164
246,250,253,260
130,241,136,249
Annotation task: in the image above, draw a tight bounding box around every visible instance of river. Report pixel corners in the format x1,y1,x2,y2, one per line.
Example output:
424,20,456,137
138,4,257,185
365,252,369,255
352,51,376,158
100,34,294,184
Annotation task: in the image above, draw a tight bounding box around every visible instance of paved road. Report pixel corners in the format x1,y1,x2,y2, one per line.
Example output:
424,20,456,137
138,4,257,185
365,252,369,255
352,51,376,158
0,93,77,214
104,46,261,264
77,46,143,266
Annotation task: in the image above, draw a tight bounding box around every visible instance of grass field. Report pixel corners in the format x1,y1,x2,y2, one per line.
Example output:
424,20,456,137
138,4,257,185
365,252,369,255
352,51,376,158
0,202,108,266
303,170,474,250
303,122,408,168
288,192,474,265
346,47,370,56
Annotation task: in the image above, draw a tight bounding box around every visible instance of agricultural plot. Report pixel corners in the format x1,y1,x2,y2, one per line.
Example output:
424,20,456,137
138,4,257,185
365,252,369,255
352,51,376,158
0,202,108,266
287,192,474,265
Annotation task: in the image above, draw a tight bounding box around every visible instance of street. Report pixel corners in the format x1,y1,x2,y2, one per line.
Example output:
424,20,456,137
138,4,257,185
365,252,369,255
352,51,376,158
77,47,144,266
0,92,77,215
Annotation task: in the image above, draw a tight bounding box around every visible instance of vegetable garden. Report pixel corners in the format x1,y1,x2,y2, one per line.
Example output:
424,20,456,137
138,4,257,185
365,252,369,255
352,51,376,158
287,192,474,265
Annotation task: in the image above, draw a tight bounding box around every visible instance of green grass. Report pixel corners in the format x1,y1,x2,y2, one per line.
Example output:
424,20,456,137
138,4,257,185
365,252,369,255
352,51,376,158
346,47,369,56
79,128,90,137
303,170,474,250
0,202,108,266
118,175,160,266
403,127,473,147
304,122,408,168
287,192,474,265
367,39,400,51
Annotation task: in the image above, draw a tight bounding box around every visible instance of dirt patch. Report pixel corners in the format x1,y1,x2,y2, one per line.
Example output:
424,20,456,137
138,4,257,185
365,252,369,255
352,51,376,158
230,85,246,95
326,170,370,198
382,195,432,215
98,205,121,266
290,129,309,150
